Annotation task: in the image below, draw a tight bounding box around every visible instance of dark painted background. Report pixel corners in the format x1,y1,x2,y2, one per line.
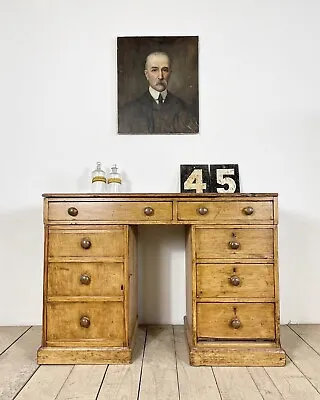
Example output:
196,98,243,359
117,36,199,121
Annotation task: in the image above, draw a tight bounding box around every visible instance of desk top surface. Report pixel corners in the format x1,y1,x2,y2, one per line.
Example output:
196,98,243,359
43,193,278,199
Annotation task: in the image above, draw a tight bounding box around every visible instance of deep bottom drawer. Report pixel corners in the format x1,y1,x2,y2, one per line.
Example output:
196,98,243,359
46,301,124,346
197,303,275,340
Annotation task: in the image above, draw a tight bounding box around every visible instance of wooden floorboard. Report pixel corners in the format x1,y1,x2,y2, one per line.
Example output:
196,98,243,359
1,324,320,399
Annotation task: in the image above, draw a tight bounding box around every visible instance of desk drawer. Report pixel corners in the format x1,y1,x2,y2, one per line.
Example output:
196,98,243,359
46,301,124,346
195,227,274,259
48,201,173,222
48,227,125,257
197,303,275,340
197,264,274,298
177,201,273,223
48,262,124,297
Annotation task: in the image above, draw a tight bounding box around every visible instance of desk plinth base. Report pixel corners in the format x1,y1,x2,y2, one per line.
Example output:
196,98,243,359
184,318,286,367
37,346,132,365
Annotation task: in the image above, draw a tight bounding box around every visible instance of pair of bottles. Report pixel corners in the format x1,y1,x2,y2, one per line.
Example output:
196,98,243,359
91,162,122,193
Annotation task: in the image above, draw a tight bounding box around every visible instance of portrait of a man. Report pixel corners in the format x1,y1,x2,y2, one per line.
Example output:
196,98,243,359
117,36,199,135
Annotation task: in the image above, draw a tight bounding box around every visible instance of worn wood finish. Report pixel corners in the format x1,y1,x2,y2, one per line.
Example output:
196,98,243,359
0,327,41,400
139,326,179,400
48,227,125,258
48,262,124,297
5,324,320,399
46,301,124,345
197,263,274,298
195,226,274,260
177,200,273,223
48,201,173,222
39,193,284,366
197,303,275,340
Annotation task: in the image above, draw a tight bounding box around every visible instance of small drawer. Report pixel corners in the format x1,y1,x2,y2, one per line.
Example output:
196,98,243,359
48,201,173,222
197,264,274,298
197,303,275,340
46,301,124,346
177,201,273,223
195,227,274,259
48,262,124,297
48,227,125,258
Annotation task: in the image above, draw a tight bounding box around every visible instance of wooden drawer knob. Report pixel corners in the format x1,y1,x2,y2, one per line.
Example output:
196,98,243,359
243,206,254,215
230,275,240,286
80,238,91,249
228,240,240,250
80,316,90,328
230,318,241,329
80,274,91,285
197,207,208,216
144,207,154,216
68,207,78,217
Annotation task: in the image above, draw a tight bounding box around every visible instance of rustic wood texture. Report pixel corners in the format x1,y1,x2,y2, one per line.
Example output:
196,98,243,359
48,262,124,297
196,263,274,298
48,227,125,258
46,301,124,345
48,201,173,222
177,200,273,223
195,226,274,260
197,303,275,340
39,193,283,366
3,324,320,399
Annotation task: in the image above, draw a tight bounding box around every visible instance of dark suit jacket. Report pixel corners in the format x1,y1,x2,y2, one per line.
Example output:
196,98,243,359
118,91,198,134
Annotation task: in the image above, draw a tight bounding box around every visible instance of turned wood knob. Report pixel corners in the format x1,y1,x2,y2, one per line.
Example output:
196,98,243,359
80,238,91,249
144,207,154,216
80,316,90,328
230,275,240,286
230,318,241,329
229,240,240,250
197,207,208,215
80,274,91,285
68,207,78,217
243,206,254,215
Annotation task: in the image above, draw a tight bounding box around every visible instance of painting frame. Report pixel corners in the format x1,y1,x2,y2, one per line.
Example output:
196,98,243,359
117,36,199,135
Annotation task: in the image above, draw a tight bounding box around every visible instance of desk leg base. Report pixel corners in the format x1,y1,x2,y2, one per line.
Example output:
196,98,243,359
189,346,286,367
37,346,132,365
184,317,286,367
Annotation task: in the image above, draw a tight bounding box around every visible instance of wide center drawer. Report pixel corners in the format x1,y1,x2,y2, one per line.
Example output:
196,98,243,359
197,303,275,340
177,201,273,223
197,264,274,298
195,227,274,259
48,262,124,297
48,201,173,222
46,301,124,346
48,227,125,257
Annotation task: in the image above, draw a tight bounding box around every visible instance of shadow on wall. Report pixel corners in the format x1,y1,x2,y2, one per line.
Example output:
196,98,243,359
137,225,186,325
0,207,43,325
278,209,320,324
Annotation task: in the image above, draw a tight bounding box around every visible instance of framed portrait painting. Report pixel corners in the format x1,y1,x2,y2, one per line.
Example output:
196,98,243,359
117,36,199,135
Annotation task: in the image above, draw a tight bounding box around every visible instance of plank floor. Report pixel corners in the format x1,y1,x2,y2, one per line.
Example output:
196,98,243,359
0,325,320,399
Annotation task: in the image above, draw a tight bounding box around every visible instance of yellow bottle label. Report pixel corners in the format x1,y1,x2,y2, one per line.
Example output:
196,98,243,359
107,177,122,184
92,176,106,183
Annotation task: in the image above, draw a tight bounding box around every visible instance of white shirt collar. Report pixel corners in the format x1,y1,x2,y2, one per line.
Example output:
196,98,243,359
149,87,168,103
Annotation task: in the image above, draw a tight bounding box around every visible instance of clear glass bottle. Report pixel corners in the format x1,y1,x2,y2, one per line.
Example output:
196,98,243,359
91,162,106,193
107,164,122,193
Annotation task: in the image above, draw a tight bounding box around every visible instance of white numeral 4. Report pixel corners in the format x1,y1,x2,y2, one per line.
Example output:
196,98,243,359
184,169,207,193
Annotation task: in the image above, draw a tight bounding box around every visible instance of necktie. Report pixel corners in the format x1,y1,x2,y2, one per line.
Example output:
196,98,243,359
158,93,164,105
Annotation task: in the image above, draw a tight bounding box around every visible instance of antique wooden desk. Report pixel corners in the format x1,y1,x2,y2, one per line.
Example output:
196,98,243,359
37,193,285,366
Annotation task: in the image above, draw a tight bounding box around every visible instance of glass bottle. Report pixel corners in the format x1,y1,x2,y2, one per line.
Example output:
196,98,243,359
107,164,122,193
91,162,106,193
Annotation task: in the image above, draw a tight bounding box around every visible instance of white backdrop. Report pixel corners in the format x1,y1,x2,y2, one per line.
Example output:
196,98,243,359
0,0,319,325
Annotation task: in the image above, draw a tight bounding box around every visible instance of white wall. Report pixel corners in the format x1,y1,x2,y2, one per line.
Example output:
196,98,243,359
0,0,319,325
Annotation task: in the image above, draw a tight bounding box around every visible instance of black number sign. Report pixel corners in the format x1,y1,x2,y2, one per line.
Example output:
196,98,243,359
180,165,211,193
180,164,240,193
